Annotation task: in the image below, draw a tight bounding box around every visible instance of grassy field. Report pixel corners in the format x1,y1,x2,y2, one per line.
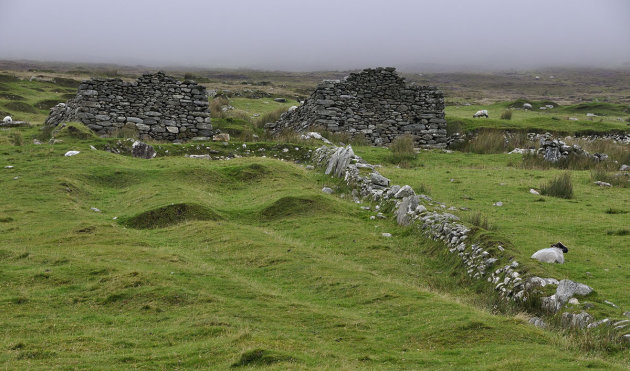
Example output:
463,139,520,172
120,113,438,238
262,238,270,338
1,131,629,369
1,66,629,368
445,101,629,134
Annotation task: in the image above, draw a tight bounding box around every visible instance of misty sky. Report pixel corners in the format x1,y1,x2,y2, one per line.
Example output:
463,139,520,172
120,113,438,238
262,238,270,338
1,0,629,71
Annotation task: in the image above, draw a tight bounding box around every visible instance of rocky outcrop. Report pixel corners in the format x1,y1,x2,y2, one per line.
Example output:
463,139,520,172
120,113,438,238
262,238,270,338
44,72,212,141
268,67,446,147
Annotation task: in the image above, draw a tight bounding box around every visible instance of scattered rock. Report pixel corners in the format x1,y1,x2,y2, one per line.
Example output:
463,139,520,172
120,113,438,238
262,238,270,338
620,164,630,171
131,141,156,159
91,207,101,212
5,165,14,169
561,311,593,328
568,298,580,305
529,189,540,195
493,201,503,207
33,139,42,145
394,185,415,199
604,300,618,308
322,187,333,194
64,151,80,157
528,316,546,328
370,172,390,187
594,181,612,187
587,318,610,328
381,233,392,238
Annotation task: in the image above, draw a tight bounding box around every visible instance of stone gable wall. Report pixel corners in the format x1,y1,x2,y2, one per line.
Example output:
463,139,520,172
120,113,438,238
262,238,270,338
266,67,446,147
44,72,212,141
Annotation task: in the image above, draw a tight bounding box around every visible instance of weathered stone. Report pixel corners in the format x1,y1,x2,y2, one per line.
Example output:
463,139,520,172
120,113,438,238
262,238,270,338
268,68,445,147
131,140,156,159
43,72,211,141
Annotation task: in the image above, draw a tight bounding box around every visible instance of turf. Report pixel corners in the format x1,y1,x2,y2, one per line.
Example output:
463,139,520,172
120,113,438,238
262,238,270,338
1,133,628,368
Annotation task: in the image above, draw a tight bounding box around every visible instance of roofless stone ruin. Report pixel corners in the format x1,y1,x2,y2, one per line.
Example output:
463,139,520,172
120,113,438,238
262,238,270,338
267,67,447,147
44,72,212,141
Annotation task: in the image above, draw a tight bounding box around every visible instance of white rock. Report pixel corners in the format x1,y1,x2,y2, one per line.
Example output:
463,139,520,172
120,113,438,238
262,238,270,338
568,298,580,305
321,187,333,194
493,201,503,207
64,151,80,157
381,233,392,238
5,165,14,169
594,181,612,187
529,189,540,195
620,164,630,171
91,207,101,212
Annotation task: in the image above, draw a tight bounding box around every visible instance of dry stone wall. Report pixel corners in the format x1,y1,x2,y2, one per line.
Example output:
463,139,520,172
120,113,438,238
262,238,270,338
267,67,446,147
44,72,212,141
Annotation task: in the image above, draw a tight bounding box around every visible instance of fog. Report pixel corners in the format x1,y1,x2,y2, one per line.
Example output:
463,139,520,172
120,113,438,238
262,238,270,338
1,0,629,72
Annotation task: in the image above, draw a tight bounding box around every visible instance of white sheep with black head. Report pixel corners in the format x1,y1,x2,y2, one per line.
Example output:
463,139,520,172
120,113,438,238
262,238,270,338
473,110,488,118
531,242,568,264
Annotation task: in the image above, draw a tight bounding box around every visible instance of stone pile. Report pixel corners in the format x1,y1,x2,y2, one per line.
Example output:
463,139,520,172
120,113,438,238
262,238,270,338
311,144,630,336
268,67,447,147
44,72,212,141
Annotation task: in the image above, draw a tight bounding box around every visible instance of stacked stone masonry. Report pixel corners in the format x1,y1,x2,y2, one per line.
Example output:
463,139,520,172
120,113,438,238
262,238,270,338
44,72,212,141
267,67,447,147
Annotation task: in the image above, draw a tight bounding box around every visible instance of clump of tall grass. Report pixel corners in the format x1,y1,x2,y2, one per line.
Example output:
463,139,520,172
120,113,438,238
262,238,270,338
467,212,495,230
8,132,23,146
521,153,614,171
591,169,628,188
459,129,508,154
389,134,417,167
255,107,288,128
500,109,513,120
540,172,574,199
210,96,230,118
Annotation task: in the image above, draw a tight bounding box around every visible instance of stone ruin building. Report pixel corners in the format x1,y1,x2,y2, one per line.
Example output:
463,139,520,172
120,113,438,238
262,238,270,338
266,67,446,147
44,72,212,141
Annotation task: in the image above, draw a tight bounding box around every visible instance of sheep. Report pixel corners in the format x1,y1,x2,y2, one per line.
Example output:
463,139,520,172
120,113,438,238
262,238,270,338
531,242,568,264
2,115,12,124
473,110,488,118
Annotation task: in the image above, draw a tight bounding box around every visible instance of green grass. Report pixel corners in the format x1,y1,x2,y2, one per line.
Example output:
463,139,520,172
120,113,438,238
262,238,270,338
355,146,630,313
1,129,628,368
0,72,629,368
0,73,71,123
445,101,630,134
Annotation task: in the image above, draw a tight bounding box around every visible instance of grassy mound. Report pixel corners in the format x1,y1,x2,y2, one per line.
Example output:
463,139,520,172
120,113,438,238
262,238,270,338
231,348,296,367
260,195,333,220
0,93,25,101
52,122,96,140
4,102,37,113
220,163,268,182
34,99,63,110
122,203,221,229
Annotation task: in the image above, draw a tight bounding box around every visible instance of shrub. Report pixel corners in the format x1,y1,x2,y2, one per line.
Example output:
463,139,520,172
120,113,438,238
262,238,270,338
389,134,417,167
500,109,513,120
460,129,507,154
540,172,574,199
